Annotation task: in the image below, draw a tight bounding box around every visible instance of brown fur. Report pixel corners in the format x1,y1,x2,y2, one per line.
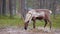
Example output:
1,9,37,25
24,9,52,30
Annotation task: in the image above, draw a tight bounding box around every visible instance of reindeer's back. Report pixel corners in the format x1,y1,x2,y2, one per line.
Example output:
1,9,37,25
35,9,52,15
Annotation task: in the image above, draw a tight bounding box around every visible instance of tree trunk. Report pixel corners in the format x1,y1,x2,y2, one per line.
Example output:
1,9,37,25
0,0,2,15
9,0,16,17
6,0,9,15
19,0,26,19
2,0,6,16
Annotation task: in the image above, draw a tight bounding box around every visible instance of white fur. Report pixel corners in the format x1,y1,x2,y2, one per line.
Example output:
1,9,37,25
24,10,35,23
25,10,45,23
24,13,32,23
28,9,45,17
32,11,45,17
49,10,52,14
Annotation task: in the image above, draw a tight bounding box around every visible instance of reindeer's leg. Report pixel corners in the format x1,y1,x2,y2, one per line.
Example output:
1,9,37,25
47,17,52,30
48,19,52,30
32,17,36,29
44,19,48,28
33,20,36,29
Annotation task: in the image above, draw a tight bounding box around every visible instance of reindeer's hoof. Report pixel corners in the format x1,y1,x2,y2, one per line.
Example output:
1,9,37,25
24,27,27,30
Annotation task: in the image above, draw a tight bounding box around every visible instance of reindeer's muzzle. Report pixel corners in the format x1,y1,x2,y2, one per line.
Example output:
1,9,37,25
24,21,29,30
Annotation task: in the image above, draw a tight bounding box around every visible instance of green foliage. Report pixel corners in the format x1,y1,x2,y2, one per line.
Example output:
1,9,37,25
0,15,60,28
52,14,60,28
0,15,24,28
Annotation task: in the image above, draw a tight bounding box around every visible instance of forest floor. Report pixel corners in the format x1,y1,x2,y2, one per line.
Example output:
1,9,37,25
0,26,60,34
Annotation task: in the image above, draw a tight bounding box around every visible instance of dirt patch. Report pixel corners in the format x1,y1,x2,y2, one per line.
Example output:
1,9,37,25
0,27,60,34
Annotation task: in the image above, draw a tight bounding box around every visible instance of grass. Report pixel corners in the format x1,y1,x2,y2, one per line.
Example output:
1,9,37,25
52,14,60,28
0,16,24,28
0,14,60,29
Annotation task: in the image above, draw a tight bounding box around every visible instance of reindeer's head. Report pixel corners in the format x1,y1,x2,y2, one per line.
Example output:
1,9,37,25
24,10,33,30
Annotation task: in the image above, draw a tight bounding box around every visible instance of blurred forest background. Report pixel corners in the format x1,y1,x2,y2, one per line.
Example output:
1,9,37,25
0,0,60,28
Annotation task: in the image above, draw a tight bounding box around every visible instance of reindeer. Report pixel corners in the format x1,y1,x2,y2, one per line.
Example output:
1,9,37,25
24,9,52,30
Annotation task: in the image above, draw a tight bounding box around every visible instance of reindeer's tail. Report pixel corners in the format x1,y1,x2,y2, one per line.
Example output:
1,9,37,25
49,10,52,14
